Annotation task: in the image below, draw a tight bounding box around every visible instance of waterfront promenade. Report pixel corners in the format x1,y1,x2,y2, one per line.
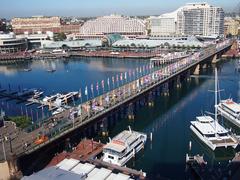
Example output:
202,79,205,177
0,40,233,161
0,50,157,63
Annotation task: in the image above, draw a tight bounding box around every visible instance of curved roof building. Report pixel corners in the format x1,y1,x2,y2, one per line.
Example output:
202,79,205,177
112,36,203,48
79,14,146,37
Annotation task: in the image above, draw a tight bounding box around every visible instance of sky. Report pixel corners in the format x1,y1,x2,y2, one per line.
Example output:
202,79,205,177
0,0,239,19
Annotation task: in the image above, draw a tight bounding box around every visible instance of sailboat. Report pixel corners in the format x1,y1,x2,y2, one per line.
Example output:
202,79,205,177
190,68,238,151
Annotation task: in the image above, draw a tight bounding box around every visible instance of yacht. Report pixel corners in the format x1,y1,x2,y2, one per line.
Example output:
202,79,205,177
102,126,147,166
52,107,65,116
32,90,44,99
190,68,238,151
217,99,240,128
42,93,62,103
190,116,238,150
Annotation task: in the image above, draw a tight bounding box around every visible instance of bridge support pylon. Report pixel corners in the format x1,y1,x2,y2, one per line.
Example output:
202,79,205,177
212,54,220,64
193,64,200,75
176,76,181,88
187,70,191,81
127,103,135,120
162,82,169,96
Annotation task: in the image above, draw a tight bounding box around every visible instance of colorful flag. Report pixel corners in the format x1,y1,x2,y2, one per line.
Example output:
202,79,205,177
136,79,140,88
124,72,127,80
96,82,99,91
78,88,82,98
91,84,93,92
107,78,110,86
129,70,131,77
91,84,94,97
85,86,88,96
120,73,123,81
112,76,114,83
101,80,104,89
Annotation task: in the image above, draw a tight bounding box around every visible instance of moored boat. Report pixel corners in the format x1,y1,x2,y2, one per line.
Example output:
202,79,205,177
217,99,240,128
190,116,238,150
102,126,147,166
190,68,239,151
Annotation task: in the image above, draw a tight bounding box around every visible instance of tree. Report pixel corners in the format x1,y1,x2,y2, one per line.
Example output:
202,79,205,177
130,43,136,47
226,33,233,38
147,29,151,35
54,32,67,41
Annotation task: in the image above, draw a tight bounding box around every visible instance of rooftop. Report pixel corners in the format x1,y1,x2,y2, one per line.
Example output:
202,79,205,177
103,130,145,152
23,159,135,180
221,99,240,113
191,116,228,135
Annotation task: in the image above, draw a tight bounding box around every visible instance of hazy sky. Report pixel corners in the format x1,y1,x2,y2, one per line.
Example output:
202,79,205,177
0,0,239,19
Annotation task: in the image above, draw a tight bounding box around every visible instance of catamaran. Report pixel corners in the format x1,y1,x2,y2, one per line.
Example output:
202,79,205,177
190,68,238,151
217,99,240,128
102,126,147,166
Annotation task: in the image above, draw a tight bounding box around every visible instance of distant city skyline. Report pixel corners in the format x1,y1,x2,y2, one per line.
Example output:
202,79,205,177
0,0,239,19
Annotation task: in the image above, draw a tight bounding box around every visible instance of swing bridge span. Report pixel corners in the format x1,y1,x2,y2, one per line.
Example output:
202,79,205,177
0,39,235,165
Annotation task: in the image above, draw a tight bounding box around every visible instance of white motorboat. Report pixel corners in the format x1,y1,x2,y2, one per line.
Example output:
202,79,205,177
190,116,238,150
42,93,62,103
52,107,65,116
190,68,238,151
217,99,240,128
102,126,147,166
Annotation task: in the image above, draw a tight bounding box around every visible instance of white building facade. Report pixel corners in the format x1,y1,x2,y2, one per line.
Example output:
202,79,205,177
149,3,224,37
149,10,180,36
177,3,224,36
79,14,146,38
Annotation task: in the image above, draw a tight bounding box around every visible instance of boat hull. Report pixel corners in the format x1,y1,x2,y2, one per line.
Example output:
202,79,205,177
190,125,216,151
217,106,240,128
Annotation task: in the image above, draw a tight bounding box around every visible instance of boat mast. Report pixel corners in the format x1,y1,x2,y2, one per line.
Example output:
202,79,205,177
214,67,218,131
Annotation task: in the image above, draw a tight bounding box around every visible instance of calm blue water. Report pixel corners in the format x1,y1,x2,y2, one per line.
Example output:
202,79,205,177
0,58,148,119
1,57,240,179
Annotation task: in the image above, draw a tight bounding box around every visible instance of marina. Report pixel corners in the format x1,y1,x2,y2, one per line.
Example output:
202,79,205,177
0,40,238,179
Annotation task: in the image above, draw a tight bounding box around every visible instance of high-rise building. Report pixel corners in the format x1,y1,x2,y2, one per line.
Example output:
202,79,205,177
177,3,224,36
149,3,224,37
79,14,146,38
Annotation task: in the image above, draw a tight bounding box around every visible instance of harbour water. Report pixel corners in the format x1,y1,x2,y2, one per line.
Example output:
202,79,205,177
0,57,240,179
